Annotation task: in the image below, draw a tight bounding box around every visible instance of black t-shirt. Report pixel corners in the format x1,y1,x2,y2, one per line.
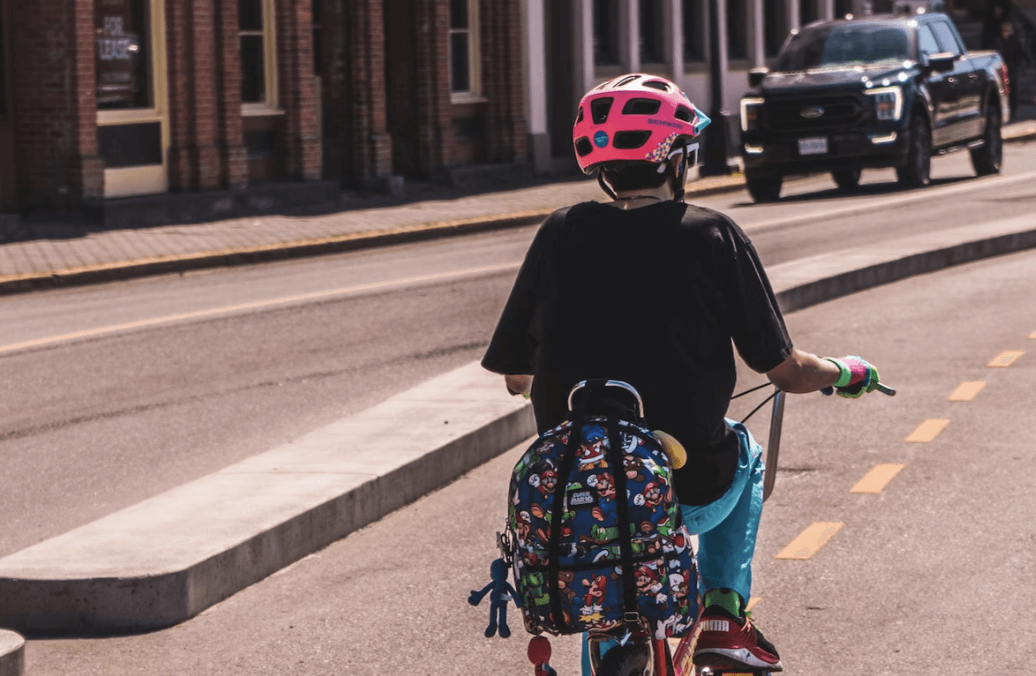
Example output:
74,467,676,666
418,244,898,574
482,200,793,505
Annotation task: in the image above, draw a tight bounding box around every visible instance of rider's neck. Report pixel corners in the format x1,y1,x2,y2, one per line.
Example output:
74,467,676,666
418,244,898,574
609,184,674,210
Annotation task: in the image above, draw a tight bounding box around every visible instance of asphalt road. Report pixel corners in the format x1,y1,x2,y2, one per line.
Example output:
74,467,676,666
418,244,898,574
0,143,1032,566
20,236,1036,676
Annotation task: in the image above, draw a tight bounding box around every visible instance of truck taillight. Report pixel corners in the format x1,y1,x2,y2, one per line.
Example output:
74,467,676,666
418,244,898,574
740,98,764,132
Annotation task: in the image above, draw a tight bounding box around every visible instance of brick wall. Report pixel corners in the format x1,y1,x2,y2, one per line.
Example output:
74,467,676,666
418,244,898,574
167,0,221,192
277,0,322,181
347,0,393,184
319,0,353,182
481,0,529,164
415,0,455,174
11,0,104,212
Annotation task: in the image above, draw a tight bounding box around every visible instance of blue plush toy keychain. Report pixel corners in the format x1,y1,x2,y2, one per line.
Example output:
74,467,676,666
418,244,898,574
468,557,520,638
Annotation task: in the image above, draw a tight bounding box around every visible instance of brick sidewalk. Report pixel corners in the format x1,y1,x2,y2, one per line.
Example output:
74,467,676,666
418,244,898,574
1,118,1033,294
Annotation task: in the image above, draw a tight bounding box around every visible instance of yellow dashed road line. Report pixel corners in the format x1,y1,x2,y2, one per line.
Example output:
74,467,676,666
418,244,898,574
775,522,844,560
949,381,986,401
850,464,905,494
905,418,950,443
988,350,1024,368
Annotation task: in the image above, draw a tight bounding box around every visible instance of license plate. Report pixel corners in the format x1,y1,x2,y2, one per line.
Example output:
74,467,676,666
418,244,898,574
798,137,829,155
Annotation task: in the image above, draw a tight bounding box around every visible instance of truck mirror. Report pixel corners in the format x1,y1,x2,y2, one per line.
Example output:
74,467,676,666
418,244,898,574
926,52,956,73
749,68,769,88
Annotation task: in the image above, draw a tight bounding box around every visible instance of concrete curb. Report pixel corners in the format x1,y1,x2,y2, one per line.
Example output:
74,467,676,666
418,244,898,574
0,631,24,676
0,364,533,636
3,121,1029,297
0,189,1035,639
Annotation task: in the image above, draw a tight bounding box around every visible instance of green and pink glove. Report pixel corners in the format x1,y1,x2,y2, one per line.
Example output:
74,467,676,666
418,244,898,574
822,355,880,399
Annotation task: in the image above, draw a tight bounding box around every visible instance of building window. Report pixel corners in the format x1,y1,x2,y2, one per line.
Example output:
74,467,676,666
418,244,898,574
726,0,748,60
449,0,479,96
640,0,665,64
95,0,153,109
800,0,818,27
594,0,621,66
765,0,788,58
682,0,705,62
239,0,277,107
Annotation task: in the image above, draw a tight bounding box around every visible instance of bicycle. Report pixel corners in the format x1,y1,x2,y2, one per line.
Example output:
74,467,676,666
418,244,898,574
479,378,895,676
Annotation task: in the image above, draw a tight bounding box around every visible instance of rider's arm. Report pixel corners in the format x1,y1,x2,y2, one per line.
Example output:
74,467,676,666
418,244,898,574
765,349,841,394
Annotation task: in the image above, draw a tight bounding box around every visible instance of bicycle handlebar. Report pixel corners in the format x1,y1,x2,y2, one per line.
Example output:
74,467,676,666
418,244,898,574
762,381,895,502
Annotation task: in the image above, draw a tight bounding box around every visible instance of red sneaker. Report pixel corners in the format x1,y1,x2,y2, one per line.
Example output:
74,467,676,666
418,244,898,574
693,606,783,672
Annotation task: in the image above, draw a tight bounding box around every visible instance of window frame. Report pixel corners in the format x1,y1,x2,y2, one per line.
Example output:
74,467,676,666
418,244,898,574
449,0,482,102
240,0,280,114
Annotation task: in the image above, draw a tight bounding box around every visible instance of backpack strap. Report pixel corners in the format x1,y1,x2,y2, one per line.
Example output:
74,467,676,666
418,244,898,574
547,416,583,633
605,416,640,625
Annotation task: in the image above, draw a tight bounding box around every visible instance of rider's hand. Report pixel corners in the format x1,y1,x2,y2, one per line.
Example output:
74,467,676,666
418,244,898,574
822,355,880,399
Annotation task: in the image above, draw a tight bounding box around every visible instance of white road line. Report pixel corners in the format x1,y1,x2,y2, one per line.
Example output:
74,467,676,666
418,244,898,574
0,262,521,355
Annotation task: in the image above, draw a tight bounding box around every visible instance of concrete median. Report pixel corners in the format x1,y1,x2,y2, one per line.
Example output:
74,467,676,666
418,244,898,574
0,631,24,676
1,213,1035,638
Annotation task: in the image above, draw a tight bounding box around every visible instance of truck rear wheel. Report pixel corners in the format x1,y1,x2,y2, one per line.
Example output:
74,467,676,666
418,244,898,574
970,104,1003,176
832,169,862,191
745,171,783,202
896,114,931,189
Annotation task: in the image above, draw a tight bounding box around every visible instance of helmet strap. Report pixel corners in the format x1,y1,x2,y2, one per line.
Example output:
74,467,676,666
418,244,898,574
597,171,618,200
672,139,689,203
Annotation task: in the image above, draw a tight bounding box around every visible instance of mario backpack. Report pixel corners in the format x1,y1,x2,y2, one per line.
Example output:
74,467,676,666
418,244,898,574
500,379,699,640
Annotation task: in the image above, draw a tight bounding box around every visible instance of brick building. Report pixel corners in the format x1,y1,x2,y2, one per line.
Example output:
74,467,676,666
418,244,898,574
0,0,528,228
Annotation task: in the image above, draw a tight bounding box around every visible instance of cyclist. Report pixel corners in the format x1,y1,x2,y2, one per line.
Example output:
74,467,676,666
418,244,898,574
481,74,883,674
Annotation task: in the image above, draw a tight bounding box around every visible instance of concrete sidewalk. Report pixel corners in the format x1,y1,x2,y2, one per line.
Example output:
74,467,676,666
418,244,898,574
1,119,1033,297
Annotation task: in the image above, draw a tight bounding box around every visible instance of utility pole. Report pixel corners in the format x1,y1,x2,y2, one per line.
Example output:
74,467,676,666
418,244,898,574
701,0,732,175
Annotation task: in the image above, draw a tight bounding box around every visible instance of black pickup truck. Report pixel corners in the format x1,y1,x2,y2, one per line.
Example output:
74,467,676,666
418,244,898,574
739,11,1009,202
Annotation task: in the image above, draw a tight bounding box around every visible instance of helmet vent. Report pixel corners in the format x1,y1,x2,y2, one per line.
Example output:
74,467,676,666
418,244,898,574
643,80,671,91
591,98,614,124
621,98,662,115
575,106,584,124
574,137,594,156
675,105,694,123
612,131,652,149
615,75,642,87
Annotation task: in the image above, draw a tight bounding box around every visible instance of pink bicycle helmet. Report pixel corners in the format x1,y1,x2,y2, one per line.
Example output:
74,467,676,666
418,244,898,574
572,73,710,175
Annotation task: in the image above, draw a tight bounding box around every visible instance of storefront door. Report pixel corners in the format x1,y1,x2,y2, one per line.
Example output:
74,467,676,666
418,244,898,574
95,0,169,198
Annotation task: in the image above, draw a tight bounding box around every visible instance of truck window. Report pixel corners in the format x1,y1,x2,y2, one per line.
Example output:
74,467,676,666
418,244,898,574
918,24,940,60
776,23,911,71
930,20,962,58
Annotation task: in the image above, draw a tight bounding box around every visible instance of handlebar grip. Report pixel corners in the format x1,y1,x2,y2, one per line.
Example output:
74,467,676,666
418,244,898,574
821,382,897,396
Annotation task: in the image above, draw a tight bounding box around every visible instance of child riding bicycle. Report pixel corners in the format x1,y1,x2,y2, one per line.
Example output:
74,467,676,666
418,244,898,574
481,73,884,674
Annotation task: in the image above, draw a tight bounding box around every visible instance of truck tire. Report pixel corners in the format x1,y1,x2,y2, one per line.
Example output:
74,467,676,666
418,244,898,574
832,169,862,191
896,114,931,189
970,103,1003,176
745,171,783,202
